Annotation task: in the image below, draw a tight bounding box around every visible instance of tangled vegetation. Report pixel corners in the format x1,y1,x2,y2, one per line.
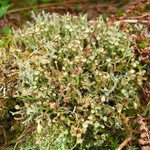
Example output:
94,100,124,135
0,12,149,149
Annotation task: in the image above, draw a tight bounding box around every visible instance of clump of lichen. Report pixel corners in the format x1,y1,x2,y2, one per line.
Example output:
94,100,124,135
0,12,148,149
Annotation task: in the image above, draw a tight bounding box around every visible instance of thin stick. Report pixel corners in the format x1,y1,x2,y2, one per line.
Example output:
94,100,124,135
6,0,87,14
128,13,150,19
116,136,132,150
123,19,149,24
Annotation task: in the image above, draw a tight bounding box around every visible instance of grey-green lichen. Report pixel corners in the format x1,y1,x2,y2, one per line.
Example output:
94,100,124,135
0,11,147,149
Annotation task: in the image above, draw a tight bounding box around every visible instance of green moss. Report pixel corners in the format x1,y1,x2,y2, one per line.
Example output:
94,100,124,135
137,40,149,49
140,3,150,12
116,9,125,17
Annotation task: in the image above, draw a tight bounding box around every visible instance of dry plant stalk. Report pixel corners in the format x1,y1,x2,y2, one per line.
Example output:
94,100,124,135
6,0,87,14
116,136,132,150
137,114,150,150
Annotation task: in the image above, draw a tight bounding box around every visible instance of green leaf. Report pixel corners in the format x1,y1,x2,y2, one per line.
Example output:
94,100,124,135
0,0,10,6
0,4,12,17
1,27,12,34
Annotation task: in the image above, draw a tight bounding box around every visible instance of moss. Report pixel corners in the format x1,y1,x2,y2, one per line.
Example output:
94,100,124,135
137,40,149,49
140,3,150,12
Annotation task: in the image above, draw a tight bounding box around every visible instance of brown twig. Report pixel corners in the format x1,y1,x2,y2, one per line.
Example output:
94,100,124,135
116,136,132,150
6,0,87,15
123,19,149,24
14,126,36,150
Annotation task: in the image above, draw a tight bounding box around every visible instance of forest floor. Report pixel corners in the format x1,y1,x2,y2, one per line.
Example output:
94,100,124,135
0,0,149,34
0,0,149,149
